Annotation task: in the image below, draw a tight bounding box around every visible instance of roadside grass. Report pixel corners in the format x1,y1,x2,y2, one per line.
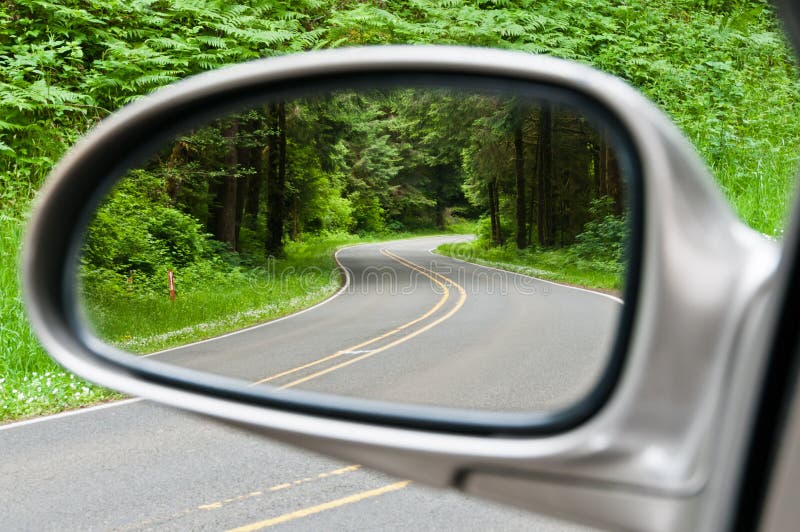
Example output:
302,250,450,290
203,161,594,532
81,232,366,355
684,76,800,238
710,137,800,239
435,240,624,293
1,211,123,422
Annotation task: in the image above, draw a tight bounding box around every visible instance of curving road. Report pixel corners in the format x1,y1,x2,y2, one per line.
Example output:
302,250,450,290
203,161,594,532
1,235,618,531
154,235,620,412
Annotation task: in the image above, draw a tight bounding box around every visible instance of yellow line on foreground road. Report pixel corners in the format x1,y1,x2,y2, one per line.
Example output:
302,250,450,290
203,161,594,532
251,248,460,387
277,250,467,389
197,465,362,512
114,466,364,531
226,481,412,532
230,251,461,531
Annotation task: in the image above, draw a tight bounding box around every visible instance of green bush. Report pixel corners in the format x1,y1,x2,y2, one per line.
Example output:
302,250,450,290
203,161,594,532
82,170,212,276
349,191,385,233
572,197,627,264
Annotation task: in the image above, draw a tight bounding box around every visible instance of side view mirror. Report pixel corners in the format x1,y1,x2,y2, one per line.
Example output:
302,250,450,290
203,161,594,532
23,46,778,531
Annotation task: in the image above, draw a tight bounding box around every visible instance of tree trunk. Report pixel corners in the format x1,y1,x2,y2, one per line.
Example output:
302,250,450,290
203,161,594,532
435,201,446,230
245,149,262,228
233,126,252,251
488,179,499,244
265,103,287,257
244,118,264,230
514,121,527,249
596,138,606,198
234,170,246,251
537,104,553,247
290,197,300,241
606,144,623,215
488,177,503,244
210,121,238,249
165,140,189,202
528,131,540,245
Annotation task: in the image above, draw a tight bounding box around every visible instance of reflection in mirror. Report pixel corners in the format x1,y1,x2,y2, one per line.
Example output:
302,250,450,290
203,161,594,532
78,86,630,413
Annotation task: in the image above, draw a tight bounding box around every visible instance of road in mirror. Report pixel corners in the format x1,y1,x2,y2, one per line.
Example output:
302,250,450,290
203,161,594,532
77,86,630,413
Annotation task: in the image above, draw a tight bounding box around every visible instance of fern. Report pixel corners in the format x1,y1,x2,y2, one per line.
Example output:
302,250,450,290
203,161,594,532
0,0,798,235
194,35,228,49
132,73,181,88
0,139,15,154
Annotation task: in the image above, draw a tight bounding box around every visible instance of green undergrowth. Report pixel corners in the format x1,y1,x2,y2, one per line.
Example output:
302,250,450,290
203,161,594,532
82,232,370,355
436,240,624,293
1,211,124,422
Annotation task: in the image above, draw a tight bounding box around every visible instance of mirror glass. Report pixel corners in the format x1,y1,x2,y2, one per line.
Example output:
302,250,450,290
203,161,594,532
76,84,632,413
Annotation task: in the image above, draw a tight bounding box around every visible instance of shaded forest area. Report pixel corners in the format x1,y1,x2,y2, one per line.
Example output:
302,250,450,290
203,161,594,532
82,89,625,291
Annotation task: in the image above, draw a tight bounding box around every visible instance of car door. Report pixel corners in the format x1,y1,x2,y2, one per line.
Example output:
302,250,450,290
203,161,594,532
20,2,800,531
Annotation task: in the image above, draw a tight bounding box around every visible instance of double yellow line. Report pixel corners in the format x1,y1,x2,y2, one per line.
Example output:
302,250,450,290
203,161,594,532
251,248,467,390
228,250,465,531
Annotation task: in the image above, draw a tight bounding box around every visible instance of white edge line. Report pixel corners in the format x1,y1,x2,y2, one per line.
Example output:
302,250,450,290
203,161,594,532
141,246,353,358
1,247,354,431
427,240,624,305
0,398,144,431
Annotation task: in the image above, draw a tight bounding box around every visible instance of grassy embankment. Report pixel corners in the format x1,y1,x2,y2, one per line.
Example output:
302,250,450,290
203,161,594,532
1,210,125,421
435,240,623,293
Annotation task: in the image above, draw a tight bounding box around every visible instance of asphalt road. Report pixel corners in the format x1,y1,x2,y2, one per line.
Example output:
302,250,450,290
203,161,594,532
2,235,618,530
154,235,620,412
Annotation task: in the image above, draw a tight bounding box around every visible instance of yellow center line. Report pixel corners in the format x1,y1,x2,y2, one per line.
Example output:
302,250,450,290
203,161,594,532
197,465,361,512
251,248,451,386
278,250,467,389
114,466,363,531
133,252,457,532
382,249,459,290
226,481,412,532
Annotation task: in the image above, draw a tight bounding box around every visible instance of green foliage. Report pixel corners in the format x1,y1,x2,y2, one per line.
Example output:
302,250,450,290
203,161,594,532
348,190,386,233
82,170,211,277
1,0,797,231
1,211,120,421
0,0,323,197
3,0,800,420
473,215,513,243
285,137,354,233
81,235,346,354
572,197,627,264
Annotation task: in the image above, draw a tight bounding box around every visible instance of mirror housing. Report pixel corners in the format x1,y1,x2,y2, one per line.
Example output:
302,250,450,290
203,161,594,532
23,46,778,531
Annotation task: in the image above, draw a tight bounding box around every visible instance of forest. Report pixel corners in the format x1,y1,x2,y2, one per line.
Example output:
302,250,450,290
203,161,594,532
84,89,623,268
3,0,799,419
79,88,625,346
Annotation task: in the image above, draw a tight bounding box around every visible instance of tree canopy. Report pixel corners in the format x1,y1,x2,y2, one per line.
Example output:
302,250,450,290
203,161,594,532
84,89,625,277
2,0,798,235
